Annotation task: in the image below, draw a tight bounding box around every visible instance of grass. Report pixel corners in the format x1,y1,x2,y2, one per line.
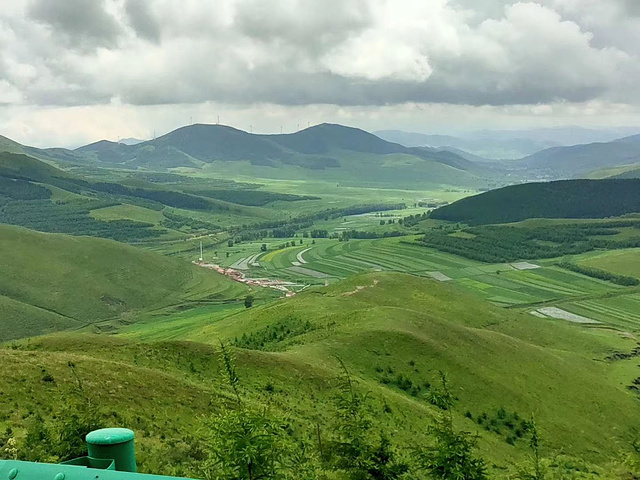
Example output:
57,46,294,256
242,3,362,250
90,203,166,224
0,224,250,341
56,272,639,477
576,248,640,278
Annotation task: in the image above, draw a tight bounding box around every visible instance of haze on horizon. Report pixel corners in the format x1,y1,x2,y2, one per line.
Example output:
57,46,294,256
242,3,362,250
1,0,640,148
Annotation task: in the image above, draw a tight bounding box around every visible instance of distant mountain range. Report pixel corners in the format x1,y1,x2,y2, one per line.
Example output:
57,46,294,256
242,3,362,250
5,123,640,187
75,123,478,170
517,134,640,178
0,124,497,189
376,127,640,160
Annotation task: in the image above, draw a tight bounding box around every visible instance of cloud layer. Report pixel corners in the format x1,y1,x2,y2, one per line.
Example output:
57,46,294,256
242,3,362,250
1,0,638,108
1,0,639,147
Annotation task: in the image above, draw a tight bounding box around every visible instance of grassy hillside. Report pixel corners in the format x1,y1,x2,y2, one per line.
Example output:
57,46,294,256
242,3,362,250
0,224,248,341
0,135,27,155
431,179,640,224
3,272,639,478
70,124,490,188
519,134,640,178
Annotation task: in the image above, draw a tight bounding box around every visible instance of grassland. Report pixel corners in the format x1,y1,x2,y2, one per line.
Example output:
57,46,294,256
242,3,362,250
5,146,640,477
42,272,635,478
576,248,640,278
0,224,250,341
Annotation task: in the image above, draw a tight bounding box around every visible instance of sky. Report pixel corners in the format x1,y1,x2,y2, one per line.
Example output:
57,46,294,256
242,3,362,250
1,0,640,148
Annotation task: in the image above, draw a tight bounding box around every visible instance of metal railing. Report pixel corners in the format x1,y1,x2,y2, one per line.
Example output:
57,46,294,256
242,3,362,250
0,428,193,480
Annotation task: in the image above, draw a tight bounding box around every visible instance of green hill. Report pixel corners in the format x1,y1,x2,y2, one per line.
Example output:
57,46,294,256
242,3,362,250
0,152,74,183
430,179,640,224
0,224,248,341
0,135,27,154
3,272,640,477
71,123,489,188
519,134,640,178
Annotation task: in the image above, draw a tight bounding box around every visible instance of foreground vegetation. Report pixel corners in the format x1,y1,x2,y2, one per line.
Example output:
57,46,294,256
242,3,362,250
2,273,640,478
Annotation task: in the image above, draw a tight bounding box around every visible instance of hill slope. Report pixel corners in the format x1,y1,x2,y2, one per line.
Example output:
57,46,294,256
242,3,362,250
6,272,638,477
518,134,640,178
0,224,247,341
430,178,640,224
376,127,640,160
71,123,490,187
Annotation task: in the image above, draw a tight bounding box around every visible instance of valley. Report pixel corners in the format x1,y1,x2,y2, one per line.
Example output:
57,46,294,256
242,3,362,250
3,124,640,478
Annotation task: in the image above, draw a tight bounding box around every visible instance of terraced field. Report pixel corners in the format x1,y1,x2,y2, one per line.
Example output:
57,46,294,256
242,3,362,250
219,237,626,315
557,294,640,331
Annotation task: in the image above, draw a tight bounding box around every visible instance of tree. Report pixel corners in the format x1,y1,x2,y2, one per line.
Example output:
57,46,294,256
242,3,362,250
202,343,316,480
326,358,409,479
261,244,267,252
516,417,545,480
416,373,487,480
227,239,234,247
244,295,254,308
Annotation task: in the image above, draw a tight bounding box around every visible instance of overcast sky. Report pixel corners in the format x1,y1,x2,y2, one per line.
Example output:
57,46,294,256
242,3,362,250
1,0,640,147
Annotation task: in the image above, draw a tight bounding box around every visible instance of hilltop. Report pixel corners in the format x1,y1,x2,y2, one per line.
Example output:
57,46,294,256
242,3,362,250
3,272,639,477
430,178,640,224
0,224,248,341
70,123,491,188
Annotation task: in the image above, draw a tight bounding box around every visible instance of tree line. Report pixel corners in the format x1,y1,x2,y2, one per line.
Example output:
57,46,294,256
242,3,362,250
416,222,640,263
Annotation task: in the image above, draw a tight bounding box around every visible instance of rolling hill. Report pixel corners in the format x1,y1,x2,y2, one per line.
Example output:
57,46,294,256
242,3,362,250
518,134,640,178
0,224,248,341
430,178,640,224
0,124,494,188
3,272,639,477
376,127,640,160
70,123,491,188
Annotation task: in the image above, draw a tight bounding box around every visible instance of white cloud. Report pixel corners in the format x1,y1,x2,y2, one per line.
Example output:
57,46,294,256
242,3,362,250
0,0,639,145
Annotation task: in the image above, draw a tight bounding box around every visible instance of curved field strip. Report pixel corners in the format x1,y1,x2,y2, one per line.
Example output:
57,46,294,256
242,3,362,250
305,258,367,277
296,248,312,264
560,301,640,330
337,255,384,269
573,298,640,327
500,272,591,297
261,246,301,263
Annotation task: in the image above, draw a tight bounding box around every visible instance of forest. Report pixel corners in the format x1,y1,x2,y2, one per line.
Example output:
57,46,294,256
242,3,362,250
431,179,640,224
417,221,640,262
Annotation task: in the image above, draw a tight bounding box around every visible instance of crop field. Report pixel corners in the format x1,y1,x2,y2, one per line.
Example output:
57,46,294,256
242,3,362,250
555,294,640,331
210,235,625,314
576,248,640,278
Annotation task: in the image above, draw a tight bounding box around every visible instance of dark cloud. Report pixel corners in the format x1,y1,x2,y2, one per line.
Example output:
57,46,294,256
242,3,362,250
27,0,123,49
622,0,640,16
125,0,162,43
233,0,373,55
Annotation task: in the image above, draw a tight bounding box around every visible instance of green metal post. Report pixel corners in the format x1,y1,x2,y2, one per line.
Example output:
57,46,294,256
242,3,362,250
86,428,137,472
